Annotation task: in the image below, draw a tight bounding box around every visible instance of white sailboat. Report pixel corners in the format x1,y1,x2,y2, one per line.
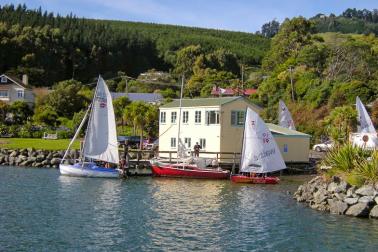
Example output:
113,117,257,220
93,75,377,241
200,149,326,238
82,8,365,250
278,100,296,130
59,76,120,178
231,107,286,184
350,97,378,149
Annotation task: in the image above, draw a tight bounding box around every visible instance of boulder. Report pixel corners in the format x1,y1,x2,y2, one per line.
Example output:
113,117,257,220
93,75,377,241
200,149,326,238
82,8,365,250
327,199,348,215
346,186,356,197
355,185,375,196
344,197,359,205
369,205,378,219
331,176,341,183
36,155,45,162
345,202,371,217
9,150,19,157
50,158,61,165
313,188,328,204
41,160,50,166
334,193,346,201
327,182,338,193
358,196,375,204
375,196,378,205
334,181,349,193
52,152,62,158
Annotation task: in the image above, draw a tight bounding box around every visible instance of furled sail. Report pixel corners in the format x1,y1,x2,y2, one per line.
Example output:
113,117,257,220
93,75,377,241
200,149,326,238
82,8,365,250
83,76,119,164
278,100,296,130
240,107,286,173
356,96,376,134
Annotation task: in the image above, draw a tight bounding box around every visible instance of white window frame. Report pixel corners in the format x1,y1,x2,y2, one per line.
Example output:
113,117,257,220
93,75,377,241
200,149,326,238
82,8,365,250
205,110,220,125
0,90,9,97
160,111,166,124
17,90,24,98
171,111,177,124
199,138,206,149
195,111,201,124
184,137,191,148
170,137,176,148
231,110,245,127
183,111,189,124
0,76,7,83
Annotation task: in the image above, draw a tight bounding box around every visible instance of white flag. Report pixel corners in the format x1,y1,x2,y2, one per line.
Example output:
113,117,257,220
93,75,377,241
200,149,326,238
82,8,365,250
356,96,376,134
278,100,296,130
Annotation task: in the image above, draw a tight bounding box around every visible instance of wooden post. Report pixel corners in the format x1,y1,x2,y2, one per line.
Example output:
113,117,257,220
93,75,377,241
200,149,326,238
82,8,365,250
169,152,172,163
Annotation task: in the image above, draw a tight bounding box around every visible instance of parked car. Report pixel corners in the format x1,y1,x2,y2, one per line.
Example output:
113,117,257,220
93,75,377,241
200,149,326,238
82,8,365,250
313,140,334,152
117,136,142,148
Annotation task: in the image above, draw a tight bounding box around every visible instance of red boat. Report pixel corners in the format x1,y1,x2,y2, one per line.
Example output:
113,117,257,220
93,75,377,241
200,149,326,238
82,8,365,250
231,174,280,184
150,162,230,179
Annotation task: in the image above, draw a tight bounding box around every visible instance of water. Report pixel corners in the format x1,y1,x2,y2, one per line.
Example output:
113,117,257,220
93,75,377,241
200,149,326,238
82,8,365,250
1,166,378,251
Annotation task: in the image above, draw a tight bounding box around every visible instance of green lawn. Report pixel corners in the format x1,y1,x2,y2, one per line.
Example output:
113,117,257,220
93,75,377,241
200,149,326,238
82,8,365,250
0,138,81,150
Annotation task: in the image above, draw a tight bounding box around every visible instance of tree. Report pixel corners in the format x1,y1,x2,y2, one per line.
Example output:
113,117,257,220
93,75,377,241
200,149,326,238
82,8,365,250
260,20,280,38
44,79,88,117
123,102,158,148
0,101,9,123
113,96,131,129
32,105,59,126
9,101,33,124
173,45,203,77
323,106,357,143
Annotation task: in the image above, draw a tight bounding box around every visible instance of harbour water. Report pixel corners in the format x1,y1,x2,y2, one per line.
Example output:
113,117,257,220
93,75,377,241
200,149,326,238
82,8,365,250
1,166,378,251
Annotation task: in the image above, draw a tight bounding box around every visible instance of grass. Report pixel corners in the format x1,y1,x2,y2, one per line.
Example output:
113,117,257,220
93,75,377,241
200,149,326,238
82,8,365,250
0,138,81,150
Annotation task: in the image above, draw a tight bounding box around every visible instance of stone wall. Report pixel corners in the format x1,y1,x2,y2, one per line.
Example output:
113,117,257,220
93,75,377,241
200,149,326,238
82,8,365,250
0,148,79,168
294,176,378,218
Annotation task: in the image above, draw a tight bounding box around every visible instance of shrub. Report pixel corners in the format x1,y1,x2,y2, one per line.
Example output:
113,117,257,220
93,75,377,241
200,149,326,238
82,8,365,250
354,151,378,184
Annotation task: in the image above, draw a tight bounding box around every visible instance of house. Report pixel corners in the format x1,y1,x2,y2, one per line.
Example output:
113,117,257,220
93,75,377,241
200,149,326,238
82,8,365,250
0,74,34,105
158,96,310,164
111,92,163,105
211,86,257,96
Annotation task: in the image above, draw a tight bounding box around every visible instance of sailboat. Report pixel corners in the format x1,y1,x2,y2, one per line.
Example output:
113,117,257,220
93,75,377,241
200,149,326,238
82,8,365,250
278,100,296,130
59,76,120,178
231,107,286,184
150,77,230,179
350,96,378,149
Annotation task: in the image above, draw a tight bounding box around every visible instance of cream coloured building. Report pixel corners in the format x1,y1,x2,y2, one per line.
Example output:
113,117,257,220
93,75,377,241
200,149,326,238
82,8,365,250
158,96,310,164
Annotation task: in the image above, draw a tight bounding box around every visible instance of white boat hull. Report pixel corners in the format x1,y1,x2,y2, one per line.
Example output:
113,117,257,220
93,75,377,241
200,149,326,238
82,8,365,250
59,164,120,178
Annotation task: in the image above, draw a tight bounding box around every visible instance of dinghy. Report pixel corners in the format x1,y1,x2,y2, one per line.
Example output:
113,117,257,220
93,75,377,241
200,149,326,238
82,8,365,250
231,107,286,184
59,76,120,178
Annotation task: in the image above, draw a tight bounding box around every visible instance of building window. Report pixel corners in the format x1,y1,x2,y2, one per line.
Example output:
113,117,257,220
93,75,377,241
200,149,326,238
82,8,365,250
183,111,189,123
17,90,24,98
199,138,206,149
170,137,176,148
160,111,166,123
0,90,8,97
195,111,201,123
206,111,220,125
171,111,177,123
0,76,7,83
231,110,245,126
184,137,191,148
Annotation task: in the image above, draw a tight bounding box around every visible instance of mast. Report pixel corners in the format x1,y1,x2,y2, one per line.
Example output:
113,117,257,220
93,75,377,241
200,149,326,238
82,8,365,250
177,75,184,163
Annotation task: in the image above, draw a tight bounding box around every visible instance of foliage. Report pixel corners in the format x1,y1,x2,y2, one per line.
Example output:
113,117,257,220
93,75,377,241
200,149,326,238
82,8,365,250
0,137,80,150
260,20,280,38
322,106,357,143
8,101,33,124
353,151,378,184
33,105,59,126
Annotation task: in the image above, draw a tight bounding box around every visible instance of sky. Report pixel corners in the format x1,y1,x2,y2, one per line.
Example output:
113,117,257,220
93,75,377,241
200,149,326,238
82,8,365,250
1,0,378,32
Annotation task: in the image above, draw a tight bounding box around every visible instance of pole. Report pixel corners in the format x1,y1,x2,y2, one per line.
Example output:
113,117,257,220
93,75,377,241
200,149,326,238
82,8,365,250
241,65,244,92
289,66,295,102
177,75,184,163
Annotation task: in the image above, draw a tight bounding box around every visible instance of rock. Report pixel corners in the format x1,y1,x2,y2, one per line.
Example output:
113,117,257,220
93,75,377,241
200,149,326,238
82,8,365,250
28,157,36,163
334,193,346,201
334,181,349,193
344,197,359,205
346,186,356,197
375,196,378,205
328,199,348,215
9,150,19,157
355,185,375,196
327,182,338,193
345,202,371,217
50,158,61,165
313,188,328,204
369,205,378,219
358,196,374,204
331,176,341,183
41,160,50,166
34,162,43,167
36,155,45,162
52,152,62,158
46,153,53,159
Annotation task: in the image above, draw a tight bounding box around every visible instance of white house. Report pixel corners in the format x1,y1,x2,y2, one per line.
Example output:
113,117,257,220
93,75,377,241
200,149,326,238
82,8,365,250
0,74,34,105
158,96,310,163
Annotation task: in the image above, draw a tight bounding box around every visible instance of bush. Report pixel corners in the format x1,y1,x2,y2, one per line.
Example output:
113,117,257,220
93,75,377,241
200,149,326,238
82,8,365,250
354,152,378,184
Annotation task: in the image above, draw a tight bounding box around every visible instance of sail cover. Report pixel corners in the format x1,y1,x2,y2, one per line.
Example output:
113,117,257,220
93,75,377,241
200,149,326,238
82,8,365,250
356,96,376,134
83,76,119,164
240,107,286,173
278,100,296,130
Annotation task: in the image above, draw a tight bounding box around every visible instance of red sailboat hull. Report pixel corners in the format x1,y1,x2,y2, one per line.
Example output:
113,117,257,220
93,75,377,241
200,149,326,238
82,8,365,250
231,174,280,184
151,163,230,179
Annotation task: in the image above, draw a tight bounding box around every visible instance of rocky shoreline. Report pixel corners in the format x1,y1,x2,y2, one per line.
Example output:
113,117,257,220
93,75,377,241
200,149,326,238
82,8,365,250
0,148,79,168
294,176,378,218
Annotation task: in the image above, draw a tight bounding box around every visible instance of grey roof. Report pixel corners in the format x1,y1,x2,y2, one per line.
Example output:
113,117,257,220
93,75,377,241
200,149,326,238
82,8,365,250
111,92,163,103
160,96,247,108
266,123,310,137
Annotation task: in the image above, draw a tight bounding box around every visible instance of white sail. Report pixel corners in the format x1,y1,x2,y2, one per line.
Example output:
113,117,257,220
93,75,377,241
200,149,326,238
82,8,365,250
278,100,296,130
240,107,286,173
83,76,119,164
356,96,376,134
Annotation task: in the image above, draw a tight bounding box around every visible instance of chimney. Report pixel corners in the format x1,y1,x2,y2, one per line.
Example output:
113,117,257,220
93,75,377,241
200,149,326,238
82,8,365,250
22,74,28,86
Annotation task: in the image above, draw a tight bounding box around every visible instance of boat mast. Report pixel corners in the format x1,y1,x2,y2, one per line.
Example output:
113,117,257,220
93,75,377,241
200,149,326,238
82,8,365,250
176,75,184,163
